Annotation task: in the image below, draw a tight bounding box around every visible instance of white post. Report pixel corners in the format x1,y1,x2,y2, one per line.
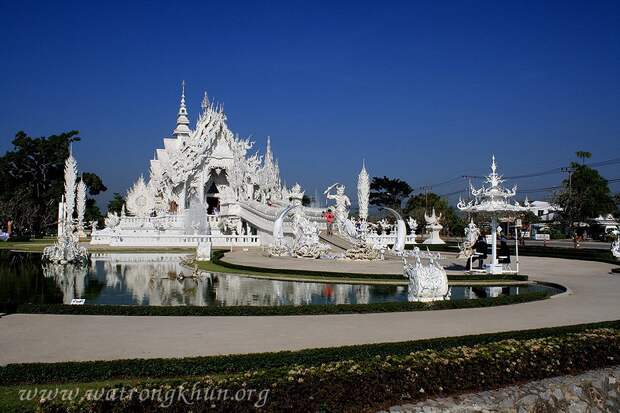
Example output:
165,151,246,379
491,215,498,273
515,225,520,274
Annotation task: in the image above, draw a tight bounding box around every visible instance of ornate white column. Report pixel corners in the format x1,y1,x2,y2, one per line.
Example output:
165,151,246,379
357,160,369,221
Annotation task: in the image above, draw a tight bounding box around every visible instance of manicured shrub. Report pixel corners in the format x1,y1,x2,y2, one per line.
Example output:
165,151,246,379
3,320,618,386
209,250,529,281
36,328,620,412
15,291,549,317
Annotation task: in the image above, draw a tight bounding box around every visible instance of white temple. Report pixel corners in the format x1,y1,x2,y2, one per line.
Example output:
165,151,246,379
92,84,327,247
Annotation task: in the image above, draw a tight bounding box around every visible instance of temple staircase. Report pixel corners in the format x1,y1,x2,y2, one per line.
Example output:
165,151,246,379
318,231,355,252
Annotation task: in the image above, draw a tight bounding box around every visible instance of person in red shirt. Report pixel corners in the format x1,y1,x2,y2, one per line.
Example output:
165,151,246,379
323,209,335,235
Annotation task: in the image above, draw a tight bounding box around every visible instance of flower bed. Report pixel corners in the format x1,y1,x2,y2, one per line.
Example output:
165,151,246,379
37,328,620,412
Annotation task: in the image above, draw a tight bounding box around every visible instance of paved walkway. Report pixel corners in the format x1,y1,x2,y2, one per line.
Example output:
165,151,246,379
1,256,619,365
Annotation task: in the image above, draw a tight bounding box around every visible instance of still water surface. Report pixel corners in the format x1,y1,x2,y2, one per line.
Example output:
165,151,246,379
0,252,560,307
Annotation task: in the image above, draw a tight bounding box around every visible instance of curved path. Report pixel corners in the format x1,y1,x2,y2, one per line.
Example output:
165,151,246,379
1,256,619,365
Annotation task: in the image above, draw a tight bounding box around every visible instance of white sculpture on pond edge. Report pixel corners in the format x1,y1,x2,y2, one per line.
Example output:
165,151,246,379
403,247,451,302
268,200,330,259
196,241,212,261
324,183,351,235
423,208,445,245
43,153,89,264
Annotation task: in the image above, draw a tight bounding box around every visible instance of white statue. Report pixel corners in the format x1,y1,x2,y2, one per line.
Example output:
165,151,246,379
43,153,88,264
357,161,370,221
76,179,87,237
423,208,445,245
403,247,450,302
196,241,212,261
382,207,406,254
465,218,480,245
324,184,351,235
407,217,418,235
104,211,120,228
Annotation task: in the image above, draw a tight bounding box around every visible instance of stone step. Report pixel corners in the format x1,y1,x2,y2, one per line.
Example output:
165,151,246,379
319,231,354,251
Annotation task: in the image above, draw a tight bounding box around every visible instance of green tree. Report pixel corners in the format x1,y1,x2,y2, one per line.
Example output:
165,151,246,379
553,161,615,233
369,176,413,211
575,150,592,165
0,131,106,236
302,194,312,207
404,192,466,236
107,193,125,214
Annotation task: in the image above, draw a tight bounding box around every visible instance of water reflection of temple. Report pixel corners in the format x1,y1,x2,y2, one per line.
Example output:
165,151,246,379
43,254,376,306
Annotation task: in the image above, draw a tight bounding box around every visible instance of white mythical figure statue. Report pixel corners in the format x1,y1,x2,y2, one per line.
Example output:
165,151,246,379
403,247,450,302
269,185,330,259
43,153,88,264
458,218,480,260
324,184,351,235
423,208,445,245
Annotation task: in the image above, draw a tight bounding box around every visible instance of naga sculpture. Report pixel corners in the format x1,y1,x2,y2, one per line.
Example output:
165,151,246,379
380,207,406,254
403,247,450,302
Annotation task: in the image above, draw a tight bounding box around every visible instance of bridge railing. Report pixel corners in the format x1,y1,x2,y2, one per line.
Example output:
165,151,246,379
91,233,259,247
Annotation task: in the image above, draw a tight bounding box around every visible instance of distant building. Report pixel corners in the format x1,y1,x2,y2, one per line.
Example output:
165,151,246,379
527,200,561,222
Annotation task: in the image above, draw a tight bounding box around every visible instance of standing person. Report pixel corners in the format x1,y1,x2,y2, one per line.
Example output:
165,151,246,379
499,236,511,264
472,235,488,269
323,209,335,235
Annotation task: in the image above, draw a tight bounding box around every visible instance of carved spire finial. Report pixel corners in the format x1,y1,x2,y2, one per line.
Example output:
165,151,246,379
173,80,191,137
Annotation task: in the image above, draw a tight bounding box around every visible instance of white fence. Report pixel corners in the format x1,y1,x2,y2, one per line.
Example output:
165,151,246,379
365,234,418,245
91,233,260,247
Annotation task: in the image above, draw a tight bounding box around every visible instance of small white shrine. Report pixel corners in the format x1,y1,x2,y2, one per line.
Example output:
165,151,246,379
423,208,445,244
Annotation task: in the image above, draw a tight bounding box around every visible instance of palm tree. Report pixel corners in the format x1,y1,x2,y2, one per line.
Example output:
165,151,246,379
575,151,592,165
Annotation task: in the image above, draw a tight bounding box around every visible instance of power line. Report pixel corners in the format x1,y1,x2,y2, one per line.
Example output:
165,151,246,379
416,156,620,190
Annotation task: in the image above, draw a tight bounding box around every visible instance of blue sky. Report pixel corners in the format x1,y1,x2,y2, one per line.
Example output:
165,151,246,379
1,0,619,208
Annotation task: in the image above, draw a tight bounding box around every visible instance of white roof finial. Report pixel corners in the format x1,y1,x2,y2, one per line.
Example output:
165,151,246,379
173,80,191,137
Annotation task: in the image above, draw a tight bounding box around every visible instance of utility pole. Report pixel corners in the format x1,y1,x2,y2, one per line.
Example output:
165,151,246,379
420,185,432,210
561,166,576,244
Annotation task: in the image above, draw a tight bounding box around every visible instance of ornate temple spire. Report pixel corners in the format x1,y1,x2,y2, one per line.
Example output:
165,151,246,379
201,90,209,110
173,80,191,138
357,159,370,220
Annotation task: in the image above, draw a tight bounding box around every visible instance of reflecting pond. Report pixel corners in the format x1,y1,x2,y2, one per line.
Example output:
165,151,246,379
0,251,562,308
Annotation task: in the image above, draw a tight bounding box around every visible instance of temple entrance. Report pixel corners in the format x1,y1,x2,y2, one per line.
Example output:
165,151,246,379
205,182,220,215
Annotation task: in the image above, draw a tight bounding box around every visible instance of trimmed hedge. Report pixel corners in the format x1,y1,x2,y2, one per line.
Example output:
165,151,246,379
36,328,620,412
3,320,618,386
516,245,618,265
209,250,529,281
15,291,549,317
